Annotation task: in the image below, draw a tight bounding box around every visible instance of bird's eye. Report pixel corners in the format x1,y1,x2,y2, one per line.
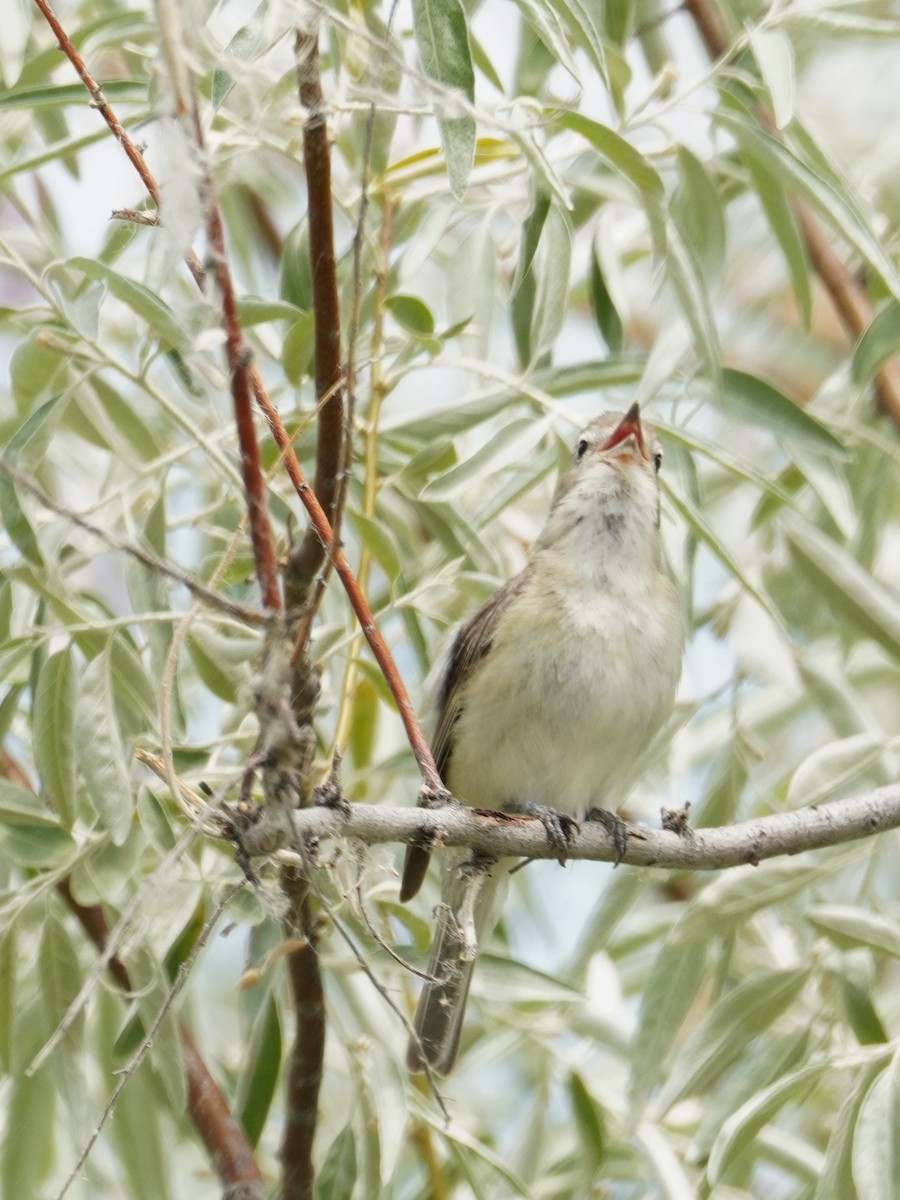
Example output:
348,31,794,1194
576,439,589,459
653,451,663,472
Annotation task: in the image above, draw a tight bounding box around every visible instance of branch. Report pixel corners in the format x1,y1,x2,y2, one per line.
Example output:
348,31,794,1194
682,0,900,430
242,783,900,870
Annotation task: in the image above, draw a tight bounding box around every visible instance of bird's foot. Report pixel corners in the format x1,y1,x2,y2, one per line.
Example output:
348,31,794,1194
584,807,629,865
518,803,580,866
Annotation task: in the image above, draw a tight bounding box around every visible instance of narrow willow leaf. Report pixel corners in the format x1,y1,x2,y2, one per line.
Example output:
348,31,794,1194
411,0,476,199
38,914,83,1044
0,780,59,827
630,938,708,1115
237,994,282,1147
0,822,75,866
589,241,623,352
852,1047,900,1200
782,513,900,659
315,1126,357,1200
66,257,190,352
552,0,607,84
665,220,721,393
786,733,886,808
672,145,726,286
349,511,402,582
569,1072,606,1166
721,369,844,456
508,0,581,83
658,968,807,1112
815,1060,884,1200
0,1068,55,1196
742,141,812,327
0,79,144,110
32,647,77,827
807,905,900,960
76,644,134,844
750,28,795,128
852,302,900,384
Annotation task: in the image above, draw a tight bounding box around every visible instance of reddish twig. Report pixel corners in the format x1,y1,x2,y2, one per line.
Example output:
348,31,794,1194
682,0,900,430
279,866,325,1200
296,31,345,537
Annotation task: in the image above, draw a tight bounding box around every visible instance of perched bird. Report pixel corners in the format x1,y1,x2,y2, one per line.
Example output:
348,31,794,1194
402,404,683,1074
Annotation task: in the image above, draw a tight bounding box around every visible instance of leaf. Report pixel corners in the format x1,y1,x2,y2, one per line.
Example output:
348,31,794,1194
742,141,812,327
0,1068,55,1196
630,938,708,1114
349,511,402,582
385,294,436,335
750,28,795,128
782,512,900,659
721,369,845,456
588,241,623,352
237,296,302,326
0,821,75,867
411,0,476,199
658,968,807,1112
237,995,282,1147
665,220,721,392
66,258,190,352
0,780,58,827
671,145,726,287
569,1072,606,1167
32,647,77,827
0,78,144,111
315,1126,357,1200
76,643,134,844
807,905,900,960
507,0,581,83
852,302,900,384
786,733,886,808
852,1046,900,1200
815,1060,884,1200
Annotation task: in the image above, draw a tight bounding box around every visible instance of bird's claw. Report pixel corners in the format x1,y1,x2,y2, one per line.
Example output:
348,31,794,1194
585,807,629,865
525,804,580,866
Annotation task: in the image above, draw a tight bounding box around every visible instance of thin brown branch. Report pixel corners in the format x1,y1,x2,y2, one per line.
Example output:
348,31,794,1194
241,782,900,871
682,0,900,429
280,866,325,1200
286,30,346,615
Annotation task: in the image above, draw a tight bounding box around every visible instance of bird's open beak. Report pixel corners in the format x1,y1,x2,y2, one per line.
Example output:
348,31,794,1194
597,402,649,463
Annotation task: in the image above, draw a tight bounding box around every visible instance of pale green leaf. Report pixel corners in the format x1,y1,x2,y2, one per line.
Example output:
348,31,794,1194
411,0,476,199
786,733,886,808
66,257,190,352
852,1047,900,1200
807,904,900,959
852,302,900,384
32,647,77,827
76,644,134,844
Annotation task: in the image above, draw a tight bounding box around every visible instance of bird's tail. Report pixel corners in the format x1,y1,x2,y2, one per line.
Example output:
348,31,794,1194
407,853,507,1075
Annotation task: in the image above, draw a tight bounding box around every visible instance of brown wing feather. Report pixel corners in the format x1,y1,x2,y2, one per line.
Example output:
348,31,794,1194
400,569,531,902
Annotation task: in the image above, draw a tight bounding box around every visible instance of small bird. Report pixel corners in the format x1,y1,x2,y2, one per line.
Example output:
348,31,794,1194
402,404,683,1075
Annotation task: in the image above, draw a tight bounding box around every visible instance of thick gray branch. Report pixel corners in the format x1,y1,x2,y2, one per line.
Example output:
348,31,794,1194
241,784,900,871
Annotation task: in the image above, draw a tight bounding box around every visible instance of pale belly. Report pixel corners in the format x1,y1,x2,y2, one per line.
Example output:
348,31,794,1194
445,582,681,816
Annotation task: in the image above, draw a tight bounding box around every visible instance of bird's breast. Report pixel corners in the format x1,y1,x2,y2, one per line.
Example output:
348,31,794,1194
446,572,681,816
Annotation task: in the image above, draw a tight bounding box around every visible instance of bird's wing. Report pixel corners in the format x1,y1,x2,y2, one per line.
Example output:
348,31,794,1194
431,568,531,782
399,568,530,902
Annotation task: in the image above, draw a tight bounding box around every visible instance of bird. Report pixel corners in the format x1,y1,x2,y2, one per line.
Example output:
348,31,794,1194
401,403,684,1075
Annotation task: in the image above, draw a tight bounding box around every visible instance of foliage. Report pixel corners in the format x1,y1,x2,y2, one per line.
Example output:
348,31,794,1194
1,0,900,1197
